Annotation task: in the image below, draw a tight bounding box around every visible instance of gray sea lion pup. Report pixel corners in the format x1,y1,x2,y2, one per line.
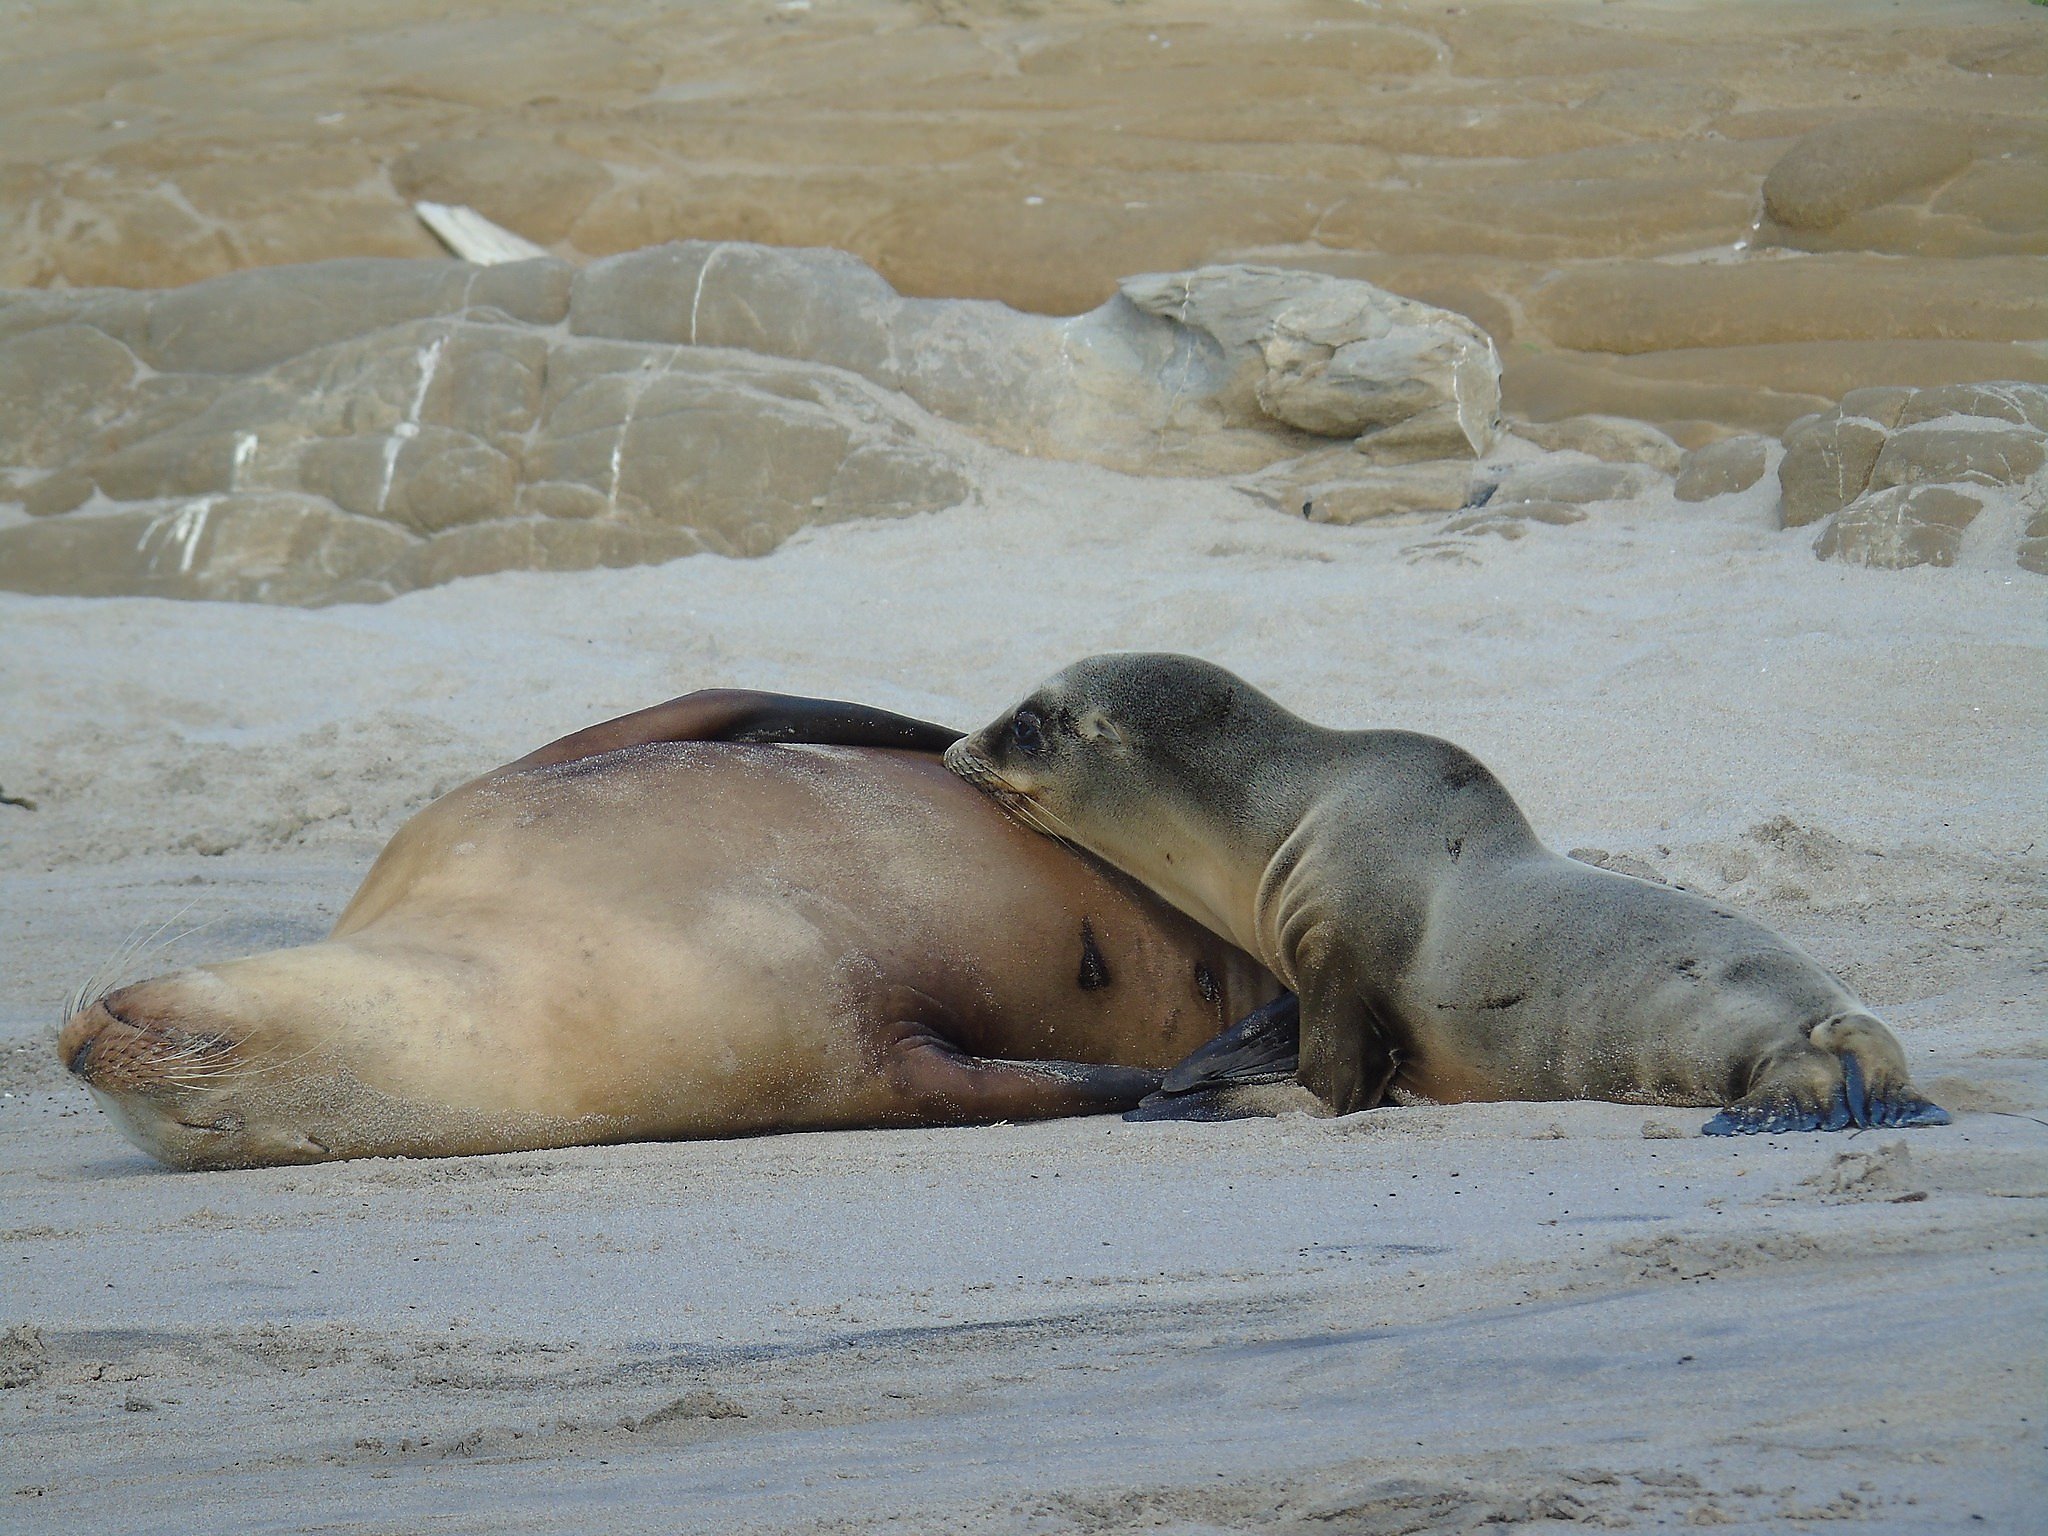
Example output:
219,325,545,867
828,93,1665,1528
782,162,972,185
945,655,1950,1136
56,689,1277,1169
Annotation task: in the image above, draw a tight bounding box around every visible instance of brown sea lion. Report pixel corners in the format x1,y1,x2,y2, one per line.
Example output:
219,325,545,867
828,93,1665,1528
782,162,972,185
944,654,1950,1136
56,690,1277,1169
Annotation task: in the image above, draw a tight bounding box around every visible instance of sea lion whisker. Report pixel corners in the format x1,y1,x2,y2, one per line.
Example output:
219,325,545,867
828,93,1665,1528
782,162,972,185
220,1042,328,1081
70,903,209,1026
946,748,1083,850
65,915,156,1023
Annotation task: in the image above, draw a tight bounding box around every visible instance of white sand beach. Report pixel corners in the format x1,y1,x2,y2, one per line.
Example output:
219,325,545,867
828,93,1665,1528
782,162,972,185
4,450,2044,1530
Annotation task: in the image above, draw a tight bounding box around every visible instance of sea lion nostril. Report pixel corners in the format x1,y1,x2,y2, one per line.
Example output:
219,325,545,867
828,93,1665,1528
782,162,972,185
67,1034,95,1078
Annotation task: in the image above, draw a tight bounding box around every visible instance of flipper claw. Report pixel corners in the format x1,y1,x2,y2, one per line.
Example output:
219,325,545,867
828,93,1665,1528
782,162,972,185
1891,1098,1952,1128
1842,1050,1871,1128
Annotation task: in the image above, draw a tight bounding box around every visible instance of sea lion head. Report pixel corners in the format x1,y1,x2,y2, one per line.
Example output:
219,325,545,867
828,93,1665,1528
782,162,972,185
946,654,1291,951
53,942,449,1170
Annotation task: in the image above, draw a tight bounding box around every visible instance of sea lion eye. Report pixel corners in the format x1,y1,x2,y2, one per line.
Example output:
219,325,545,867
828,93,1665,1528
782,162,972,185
1011,709,1046,755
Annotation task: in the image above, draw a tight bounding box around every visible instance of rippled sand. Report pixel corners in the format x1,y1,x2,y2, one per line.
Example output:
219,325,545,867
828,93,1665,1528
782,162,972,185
4,0,2044,433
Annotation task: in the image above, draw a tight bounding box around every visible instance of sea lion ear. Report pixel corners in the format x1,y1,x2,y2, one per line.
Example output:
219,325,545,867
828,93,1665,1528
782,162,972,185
1076,711,1128,749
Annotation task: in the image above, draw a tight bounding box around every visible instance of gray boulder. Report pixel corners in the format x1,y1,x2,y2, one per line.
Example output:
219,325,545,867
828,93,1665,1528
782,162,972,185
572,244,1502,474
1783,381,2048,571
1813,485,1985,569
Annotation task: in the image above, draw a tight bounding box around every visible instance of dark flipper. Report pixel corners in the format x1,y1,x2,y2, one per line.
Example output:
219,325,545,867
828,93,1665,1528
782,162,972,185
514,689,963,770
884,1029,1162,1124
1162,992,1301,1093
1123,1086,1270,1123
1124,993,1301,1123
1702,1048,1953,1136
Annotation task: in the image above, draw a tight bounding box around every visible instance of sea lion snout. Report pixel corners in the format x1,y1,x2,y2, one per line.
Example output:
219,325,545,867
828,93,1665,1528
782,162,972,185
57,979,236,1092
56,972,333,1168
56,999,112,1078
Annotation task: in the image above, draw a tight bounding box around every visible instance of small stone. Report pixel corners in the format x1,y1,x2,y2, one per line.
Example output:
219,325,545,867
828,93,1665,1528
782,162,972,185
2019,506,2048,576
1491,457,1663,507
635,1390,747,1430
1514,415,1685,474
1256,458,1475,525
1674,435,1770,501
1440,500,1586,537
1778,409,1888,527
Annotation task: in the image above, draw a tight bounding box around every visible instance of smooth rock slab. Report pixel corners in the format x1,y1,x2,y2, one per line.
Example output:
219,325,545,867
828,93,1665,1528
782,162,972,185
1761,114,1980,235
0,259,978,602
0,496,416,604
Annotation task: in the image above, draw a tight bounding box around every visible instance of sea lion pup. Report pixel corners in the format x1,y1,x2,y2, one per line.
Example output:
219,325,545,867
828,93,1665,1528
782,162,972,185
56,689,1278,1170
945,656,1950,1136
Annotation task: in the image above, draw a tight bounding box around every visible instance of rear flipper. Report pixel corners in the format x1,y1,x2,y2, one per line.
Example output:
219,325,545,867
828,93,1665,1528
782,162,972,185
1124,993,1301,1123
1703,1011,1952,1136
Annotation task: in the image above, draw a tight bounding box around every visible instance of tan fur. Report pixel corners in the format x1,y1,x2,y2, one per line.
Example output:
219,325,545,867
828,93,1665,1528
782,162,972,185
59,742,1276,1169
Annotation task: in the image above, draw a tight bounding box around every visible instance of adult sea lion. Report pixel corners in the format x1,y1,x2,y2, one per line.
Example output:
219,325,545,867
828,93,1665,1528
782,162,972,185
56,689,1277,1170
945,654,1950,1136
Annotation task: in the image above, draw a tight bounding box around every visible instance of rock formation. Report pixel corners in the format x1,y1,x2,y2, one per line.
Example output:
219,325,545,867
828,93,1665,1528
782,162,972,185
0,245,1499,603
1777,383,2048,571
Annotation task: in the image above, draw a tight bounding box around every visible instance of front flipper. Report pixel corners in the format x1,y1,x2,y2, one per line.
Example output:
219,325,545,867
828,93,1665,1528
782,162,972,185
514,689,963,770
885,1028,1162,1124
1125,993,1303,1123
1702,1013,1952,1136
1163,992,1300,1092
